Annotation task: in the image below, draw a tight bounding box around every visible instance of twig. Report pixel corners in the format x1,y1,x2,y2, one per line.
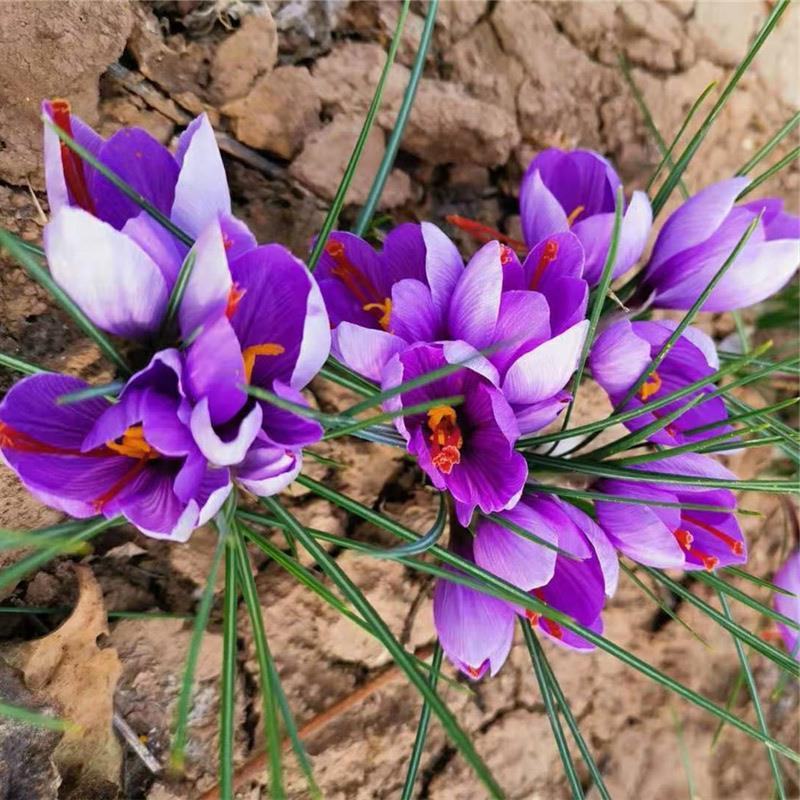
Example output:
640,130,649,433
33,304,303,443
113,711,162,775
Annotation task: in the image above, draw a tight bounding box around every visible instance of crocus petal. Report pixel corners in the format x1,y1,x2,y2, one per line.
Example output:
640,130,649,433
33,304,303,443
613,190,652,277
512,392,570,435
421,222,463,316
122,212,185,287
43,207,169,338
433,574,516,678
391,279,439,343
539,277,588,336
236,438,302,497
589,320,651,396
333,322,405,383
523,231,585,289
258,380,324,449
520,169,569,246
559,500,619,596
190,399,262,466
91,128,179,230
647,177,751,275
380,223,427,284
219,213,258,261
502,320,589,404
172,114,231,237
774,551,800,659
178,217,232,339
489,290,550,376
447,241,503,348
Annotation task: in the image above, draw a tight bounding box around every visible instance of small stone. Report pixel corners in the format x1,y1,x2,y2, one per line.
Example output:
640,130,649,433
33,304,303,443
211,11,278,103
222,65,321,159
381,78,519,167
289,116,412,207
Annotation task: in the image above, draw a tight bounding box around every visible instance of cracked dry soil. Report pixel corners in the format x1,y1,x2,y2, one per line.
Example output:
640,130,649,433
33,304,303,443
0,1,798,798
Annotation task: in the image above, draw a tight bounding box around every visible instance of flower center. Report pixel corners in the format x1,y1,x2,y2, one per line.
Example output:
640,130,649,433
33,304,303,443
529,239,559,290
105,424,158,460
638,371,662,401
445,215,527,252
49,99,96,216
566,205,585,227
242,343,286,384
427,405,463,475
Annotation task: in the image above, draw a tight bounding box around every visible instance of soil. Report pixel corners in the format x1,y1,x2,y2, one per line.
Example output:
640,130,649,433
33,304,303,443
0,2,798,799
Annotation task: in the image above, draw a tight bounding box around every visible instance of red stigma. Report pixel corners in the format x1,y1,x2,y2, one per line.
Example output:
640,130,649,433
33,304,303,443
427,406,463,475
500,244,514,265
672,526,723,571
225,283,247,319
92,458,150,511
529,239,559,290
0,422,82,456
529,589,563,638
446,215,527,253
682,514,744,556
49,99,96,215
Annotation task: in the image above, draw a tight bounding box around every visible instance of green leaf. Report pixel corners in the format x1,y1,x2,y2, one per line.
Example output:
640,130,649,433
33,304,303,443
307,0,411,271
717,591,786,800
353,0,439,235
233,532,286,800
57,380,126,405
169,532,226,773
737,145,800,199
218,527,239,800
650,0,791,216
0,228,131,375
368,491,448,560
684,397,800,437
44,116,193,247
0,351,48,376
161,249,198,337
400,643,443,800
737,111,800,175
260,495,506,799
0,701,71,731
723,566,796,597
522,621,584,799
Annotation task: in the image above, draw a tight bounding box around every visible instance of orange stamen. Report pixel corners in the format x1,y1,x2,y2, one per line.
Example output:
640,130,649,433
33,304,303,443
362,298,392,331
682,513,744,556
529,239,560,290
566,205,585,227
49,99,96,215
445,215,527,252
242,343,285,384
427,405,463,475
638,371,662,401
105,425,157,460
225,284,247,319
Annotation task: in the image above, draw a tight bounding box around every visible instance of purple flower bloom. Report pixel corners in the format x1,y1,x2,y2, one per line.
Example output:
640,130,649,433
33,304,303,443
0,352,230,540
774,550,800,660
434,495,618,678
595,454,747,571
519,148,652,285
42,101,256,340
589,319,732,446
643,178,800,311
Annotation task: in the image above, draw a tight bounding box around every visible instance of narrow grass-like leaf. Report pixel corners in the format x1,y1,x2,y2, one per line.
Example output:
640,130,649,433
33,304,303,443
369,491,448,560
646,81,718,193
319,363,377,398
218,532,238,800
621,563,709,646
718,591,786,799
737,112,800,175
723,566,796,597
555,185,624,444
57,380,126,405
0,701,71,731
0,515,123,593
353,0,438,235
307,0,410,271
0,228,131,375
538,646,612,800
44,117,194,247
400,643,443,800
738,145,800,199
620,54,689,199
233,532,286,800
161,249,198,335
0,351,47,376
685,397,799,437
642,569,799,676
260,495,505,798
169,532,225,773
523,621,584,799
297,475,800,761
650,0,790,216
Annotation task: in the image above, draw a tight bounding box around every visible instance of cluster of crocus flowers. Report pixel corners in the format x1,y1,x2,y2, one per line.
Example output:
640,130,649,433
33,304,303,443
0,103,330,539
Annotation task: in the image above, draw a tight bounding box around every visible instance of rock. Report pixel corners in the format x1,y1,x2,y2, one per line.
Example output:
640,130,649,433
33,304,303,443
691,0,762,68
755,0,800,108
223,65,321,158
435,0,488,45
210,11,279,103
0,0,133,188
289,116,412,207
100,97,174,144
312,41,410,117
445,21,524,115
377,4,426,67
381,78,519,166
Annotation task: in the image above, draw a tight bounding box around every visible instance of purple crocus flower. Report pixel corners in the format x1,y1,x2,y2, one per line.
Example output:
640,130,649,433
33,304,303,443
595,454,746,571
433,495,618,678
589,319,732,446
643,178,800,311
774,550,800,660
519,148,652,285
0,352,230,540
42,100,256,340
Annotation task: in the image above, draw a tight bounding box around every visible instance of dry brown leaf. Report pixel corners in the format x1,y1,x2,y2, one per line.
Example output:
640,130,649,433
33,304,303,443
4,565,122,798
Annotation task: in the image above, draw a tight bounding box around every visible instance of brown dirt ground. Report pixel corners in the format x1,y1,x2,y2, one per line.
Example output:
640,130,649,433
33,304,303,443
0,1,798,798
